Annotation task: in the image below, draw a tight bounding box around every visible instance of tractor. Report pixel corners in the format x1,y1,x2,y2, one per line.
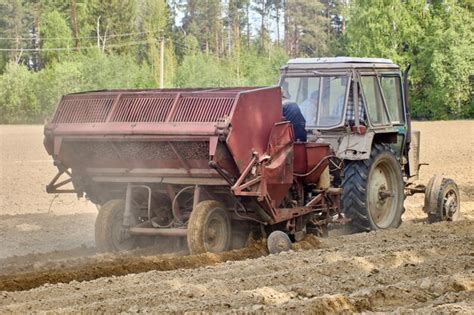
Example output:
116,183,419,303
43,57,460,254
278,57,460,231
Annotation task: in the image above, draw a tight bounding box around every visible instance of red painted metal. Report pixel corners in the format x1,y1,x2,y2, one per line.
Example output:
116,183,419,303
110,94,175,122
261,122,294,207
294,143,332,184
52,95,114,123
44,86,341,233
170,96,234,122
225,87,283,172
44,87,283,184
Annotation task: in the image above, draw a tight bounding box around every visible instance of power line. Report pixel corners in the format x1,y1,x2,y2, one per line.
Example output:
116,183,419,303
0,37,186,53
0,40,150,52
0,31,158,41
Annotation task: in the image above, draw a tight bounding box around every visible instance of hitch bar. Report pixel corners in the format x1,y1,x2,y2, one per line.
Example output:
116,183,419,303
46,169,75,194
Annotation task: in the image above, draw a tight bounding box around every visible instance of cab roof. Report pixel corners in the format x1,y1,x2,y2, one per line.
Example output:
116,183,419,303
284,57,400,70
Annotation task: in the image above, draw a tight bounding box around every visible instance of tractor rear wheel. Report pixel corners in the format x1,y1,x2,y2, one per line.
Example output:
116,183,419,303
187,200,232,255
342,143,405,232
95,199,137,252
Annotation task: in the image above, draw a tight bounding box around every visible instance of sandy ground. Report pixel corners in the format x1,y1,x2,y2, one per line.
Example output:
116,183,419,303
0,121,473,313
0,125,96,258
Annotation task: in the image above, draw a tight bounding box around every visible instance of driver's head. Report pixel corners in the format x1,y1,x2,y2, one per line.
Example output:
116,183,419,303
309,90,319,100
281,82,291,99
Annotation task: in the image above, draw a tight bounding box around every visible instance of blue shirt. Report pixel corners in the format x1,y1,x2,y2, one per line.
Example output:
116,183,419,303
282,100,307,142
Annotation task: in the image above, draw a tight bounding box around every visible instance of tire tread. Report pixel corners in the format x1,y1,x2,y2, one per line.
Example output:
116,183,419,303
95,199,131,252
342,143,405,232
187,200,231,254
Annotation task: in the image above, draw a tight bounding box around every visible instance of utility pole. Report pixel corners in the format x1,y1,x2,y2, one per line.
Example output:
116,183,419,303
71,0,80,50
160,37,164,89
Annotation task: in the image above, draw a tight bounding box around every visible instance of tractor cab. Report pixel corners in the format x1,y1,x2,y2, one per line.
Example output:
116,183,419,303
279,57,415,178
279,57,406,129
279,57,435,232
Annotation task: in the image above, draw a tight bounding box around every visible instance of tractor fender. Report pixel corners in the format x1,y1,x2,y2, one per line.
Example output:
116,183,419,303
336,131,375,160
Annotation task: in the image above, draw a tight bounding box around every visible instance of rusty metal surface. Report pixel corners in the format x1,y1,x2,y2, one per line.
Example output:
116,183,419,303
110,94,175,123
43,85,353,239
225,86,283,172
59,141,209,169
44,86,282,186
261,122,294,207
50,88,257,125
171,96,234,122
52,95,115,123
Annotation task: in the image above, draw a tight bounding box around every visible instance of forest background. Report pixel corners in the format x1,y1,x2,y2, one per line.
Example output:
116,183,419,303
0,0,472,123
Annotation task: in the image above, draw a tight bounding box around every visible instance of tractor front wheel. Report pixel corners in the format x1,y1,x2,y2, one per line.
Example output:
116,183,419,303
425,176,461,223
342,144,405,232
187,200,232,255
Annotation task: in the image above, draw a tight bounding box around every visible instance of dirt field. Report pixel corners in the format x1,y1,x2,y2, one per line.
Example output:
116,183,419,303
0,121,473,313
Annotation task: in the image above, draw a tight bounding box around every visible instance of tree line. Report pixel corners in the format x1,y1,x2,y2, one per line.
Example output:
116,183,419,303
0,0,472,123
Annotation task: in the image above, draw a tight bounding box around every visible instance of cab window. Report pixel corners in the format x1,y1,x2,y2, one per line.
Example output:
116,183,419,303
381,76,404,124
360,76,389,125
280,75,348,128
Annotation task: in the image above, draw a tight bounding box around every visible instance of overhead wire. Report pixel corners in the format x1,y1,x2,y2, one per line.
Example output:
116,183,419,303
0,37,193,53
0,29,175,52
0,40,152,52
0,30,158,41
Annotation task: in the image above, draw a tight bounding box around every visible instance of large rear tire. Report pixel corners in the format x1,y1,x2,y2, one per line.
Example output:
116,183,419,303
342,144,405,232
187,200,232,255
95,199,137,252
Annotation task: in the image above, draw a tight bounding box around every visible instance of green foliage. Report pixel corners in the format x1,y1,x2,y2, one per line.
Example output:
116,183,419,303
346,0,473,119
181,0,224,56
0,0,471,122
35,61,82,118
0,62,39,123
286,0,328,57
176,53,238,87
175,45,287,87
140,0,174,87
76,52,155,90
0,54,155,123
240,46,288,86
40,10,73,63
413,3,473,119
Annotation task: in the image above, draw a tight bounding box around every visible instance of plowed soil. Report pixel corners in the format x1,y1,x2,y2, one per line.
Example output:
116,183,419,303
0,121,473,313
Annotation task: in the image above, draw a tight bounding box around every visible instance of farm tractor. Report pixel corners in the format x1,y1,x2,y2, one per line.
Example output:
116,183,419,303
44,57,460,254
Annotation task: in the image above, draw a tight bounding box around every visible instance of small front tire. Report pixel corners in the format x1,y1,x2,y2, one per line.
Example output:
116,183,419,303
425,177,461,223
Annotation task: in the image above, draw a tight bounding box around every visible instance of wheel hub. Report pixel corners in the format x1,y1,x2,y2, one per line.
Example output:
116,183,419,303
378,185,393,201
367,160,399,228
207,227,217,240
443,191,458,219
204,216,227,251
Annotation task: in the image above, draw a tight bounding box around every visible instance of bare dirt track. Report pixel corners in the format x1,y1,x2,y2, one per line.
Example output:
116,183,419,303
0,121,473,313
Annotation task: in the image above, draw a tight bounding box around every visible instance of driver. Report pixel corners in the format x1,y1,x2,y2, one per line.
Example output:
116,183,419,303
299,90,319,126
281,86,307,142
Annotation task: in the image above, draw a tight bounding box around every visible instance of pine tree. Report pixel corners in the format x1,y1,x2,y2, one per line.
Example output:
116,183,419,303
181,0,223,56
140,0,175,87
253,0,272,52
86,0,138,54
285,0,328,57
0,0,29,65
